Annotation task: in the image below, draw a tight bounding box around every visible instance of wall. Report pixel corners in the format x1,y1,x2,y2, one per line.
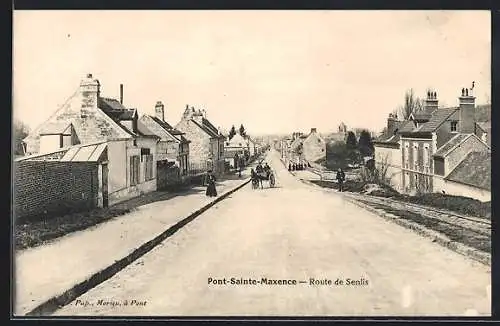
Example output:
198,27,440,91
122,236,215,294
107,138,157,206
39,135,61,154
107,140,128,194
436,110,459,148
374,145,402,191
13,160,98,221
302,132,326,163
433,175,491,202
400,137,433,193
444,136,488,176
175,119,211,165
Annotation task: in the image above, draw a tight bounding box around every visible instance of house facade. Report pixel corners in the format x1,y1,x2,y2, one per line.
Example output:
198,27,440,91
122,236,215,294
224,133,248,169
22,74,160,206
373,113,404,191
301,128,326,163
175,105,226,175
140,101,191,188
374,85,491,201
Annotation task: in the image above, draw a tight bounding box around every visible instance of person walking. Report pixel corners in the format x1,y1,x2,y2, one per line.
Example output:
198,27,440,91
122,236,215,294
336,168,346,192
205,170,217,197
288,162,292,171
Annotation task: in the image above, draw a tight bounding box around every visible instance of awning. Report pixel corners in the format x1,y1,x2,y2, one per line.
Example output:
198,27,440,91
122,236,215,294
60,142,107,162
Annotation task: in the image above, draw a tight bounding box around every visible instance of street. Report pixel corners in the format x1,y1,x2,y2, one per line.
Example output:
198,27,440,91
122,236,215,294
53,150,491,316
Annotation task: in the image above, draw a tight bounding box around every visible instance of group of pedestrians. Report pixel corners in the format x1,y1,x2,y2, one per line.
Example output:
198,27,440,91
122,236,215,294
288,162,310,171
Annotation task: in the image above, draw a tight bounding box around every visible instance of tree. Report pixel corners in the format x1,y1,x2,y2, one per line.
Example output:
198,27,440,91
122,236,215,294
345,131,357,150
228,125,236,140
394,88,423,119
358,130,374,157
13,119,30,156
239,124,246,137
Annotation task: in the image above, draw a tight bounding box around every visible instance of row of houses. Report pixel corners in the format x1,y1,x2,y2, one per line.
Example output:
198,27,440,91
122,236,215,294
14,73,262,220
278,128,327,165
373,84,491,202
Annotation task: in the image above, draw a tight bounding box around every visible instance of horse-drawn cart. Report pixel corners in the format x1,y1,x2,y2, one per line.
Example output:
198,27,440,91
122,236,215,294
252,168,275,189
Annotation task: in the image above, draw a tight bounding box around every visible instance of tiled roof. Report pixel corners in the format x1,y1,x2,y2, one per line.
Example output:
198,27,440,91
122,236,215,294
433,133,470,158
445,151,491,191
418,108,458,133
136,120,159,138
39,122,72,135
476,121,491,132
400,108,458,134
148,116,189,143
475,104,491,122
411,106,437,121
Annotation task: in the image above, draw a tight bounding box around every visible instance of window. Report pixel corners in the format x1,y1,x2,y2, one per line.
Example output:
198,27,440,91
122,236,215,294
423,145,430,171
130,155,140,186
144,154,154,181
403,142,409,168
451,121,458,132
413,144,418,170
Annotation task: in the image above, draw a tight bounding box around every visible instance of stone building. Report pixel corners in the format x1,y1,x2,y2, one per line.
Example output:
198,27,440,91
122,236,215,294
175,105,226,175
21,73,160,206
374,84,491,201
140,101,191,189
301,128,327,163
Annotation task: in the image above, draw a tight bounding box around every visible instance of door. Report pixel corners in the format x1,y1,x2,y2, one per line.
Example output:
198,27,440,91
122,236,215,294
102,163,109,208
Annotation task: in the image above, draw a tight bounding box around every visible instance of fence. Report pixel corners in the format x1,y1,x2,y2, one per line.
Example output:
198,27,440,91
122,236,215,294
13,160,99,222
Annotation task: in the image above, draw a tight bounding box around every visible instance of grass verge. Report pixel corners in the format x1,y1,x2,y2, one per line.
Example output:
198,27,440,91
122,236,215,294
15,207,132,251
367,202,490,254
310,179,491,219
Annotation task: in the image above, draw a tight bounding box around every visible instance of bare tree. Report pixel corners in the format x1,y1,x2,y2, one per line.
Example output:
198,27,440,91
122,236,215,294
13,119,30,156
395,88,423,120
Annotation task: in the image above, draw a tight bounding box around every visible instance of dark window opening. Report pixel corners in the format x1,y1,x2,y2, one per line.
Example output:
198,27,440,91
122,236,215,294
451,121,458,132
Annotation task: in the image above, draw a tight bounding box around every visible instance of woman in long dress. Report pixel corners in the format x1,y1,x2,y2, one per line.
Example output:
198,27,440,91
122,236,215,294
205,170,217,197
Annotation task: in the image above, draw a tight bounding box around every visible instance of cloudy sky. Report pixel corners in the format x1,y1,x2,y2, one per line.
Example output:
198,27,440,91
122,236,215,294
13,10,490,135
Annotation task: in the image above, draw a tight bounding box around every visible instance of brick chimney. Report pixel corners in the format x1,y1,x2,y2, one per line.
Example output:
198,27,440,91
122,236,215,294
387,113,399,135
310,128,317,133
458,83,476,133
80,73,100,118
155,101,165,121
424,89,438,112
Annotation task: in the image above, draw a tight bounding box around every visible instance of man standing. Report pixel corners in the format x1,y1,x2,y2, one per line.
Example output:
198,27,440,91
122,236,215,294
336,168,346,192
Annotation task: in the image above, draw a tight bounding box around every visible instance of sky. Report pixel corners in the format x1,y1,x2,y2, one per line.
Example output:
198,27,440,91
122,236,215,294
13,10,490,136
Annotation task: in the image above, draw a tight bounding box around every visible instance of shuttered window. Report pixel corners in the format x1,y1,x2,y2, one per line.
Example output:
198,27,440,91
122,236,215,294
130,155,140,186
144,154,154,181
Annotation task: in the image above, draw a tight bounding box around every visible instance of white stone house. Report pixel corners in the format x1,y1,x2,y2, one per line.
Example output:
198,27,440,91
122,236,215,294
22,73,160,206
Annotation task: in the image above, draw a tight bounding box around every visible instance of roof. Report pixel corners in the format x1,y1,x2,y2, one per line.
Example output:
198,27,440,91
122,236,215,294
150,116,185,136
60,142,108,162
190,117,225,139
445,151,491,191
476,121,491,132
475,104,491,122
145,115,189,143
202,117,225,139
136,120,159,138
39,122,72,135
433,133,471,158
400,108,458,134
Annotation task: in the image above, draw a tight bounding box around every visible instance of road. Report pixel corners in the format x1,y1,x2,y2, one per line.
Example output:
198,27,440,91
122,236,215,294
53,150,491,316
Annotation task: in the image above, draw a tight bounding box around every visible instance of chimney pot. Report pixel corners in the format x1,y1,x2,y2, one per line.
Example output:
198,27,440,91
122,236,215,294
120,84,124,104
87,73,93,78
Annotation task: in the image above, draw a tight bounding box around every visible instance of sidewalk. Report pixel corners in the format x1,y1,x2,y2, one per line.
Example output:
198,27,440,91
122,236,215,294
14,160,260,316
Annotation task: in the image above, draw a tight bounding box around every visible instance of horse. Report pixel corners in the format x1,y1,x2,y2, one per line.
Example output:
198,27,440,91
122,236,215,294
255,169,275,189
